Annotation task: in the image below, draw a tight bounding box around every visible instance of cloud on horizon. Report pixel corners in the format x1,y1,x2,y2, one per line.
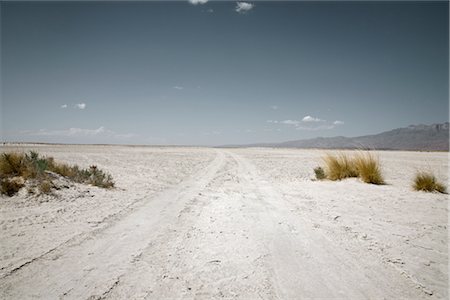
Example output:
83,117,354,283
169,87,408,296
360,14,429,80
15,126,136,139
188,0,208,5
267,115,344,131
236,2,254,14
302,115,324,122
61,104,67,109
75,103,86,109
173,86,184,90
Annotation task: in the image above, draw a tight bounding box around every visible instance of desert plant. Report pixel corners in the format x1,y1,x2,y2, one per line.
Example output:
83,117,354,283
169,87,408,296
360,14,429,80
354,152,384,185
322,153,358,181
314,166,326,180
0,151,114,197
38,180,53,194
413,172,446,193
0,153,26,177
0,177,25,196
87,165,114,188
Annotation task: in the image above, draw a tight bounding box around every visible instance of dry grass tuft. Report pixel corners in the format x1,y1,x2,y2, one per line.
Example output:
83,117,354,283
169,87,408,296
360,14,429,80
354,152,384,185
413,172,446,194
322,153,358,181
0,177,25,196
0,153,27,177
38,180,53,194
318,151,384,185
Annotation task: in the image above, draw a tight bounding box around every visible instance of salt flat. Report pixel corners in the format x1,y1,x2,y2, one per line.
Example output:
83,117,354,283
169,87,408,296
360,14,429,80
0,145,447,299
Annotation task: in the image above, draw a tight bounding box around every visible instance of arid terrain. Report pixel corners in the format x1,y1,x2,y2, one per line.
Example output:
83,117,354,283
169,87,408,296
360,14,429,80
0,145,448,299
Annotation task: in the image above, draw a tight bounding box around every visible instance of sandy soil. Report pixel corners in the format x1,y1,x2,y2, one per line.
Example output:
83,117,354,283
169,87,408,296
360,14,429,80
0,145,448,299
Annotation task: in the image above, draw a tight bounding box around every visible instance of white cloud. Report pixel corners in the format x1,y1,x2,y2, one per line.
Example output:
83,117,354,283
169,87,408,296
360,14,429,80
270,105,278,110
206,8,214,13
281,120,300,126
236,2,254,13
173,86,184,90
61,104,67,109
268,116,343,131
189,0,208,5
75,103,86,109
302,115,324,122
17,126,135,139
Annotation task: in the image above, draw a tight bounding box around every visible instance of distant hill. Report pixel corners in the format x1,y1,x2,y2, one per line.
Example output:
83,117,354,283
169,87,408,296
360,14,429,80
223,122,449,151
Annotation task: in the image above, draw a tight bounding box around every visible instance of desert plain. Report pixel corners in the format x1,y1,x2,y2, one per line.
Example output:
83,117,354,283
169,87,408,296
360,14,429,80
0,144,448,299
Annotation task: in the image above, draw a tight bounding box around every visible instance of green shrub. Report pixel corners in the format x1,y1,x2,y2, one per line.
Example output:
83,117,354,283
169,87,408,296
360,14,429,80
87,165,115,188
0,151,114,197
413,172,446,194
314,166,326,180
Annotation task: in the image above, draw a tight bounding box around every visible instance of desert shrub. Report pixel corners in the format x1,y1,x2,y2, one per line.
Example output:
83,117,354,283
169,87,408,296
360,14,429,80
322,153,358,181
0,153,26,177
0,151,114,197
25,151,49,178
413,172,446,194
314,166,326,180
87,165,114,188
38,180,53,194
354,152,384,185
0,177,25,196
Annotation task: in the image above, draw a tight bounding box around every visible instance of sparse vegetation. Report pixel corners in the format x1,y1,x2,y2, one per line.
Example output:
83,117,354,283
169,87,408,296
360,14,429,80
38,180,53,195
1,177,25,196
413,172,446,193
354,152,384,184
322,153,358,181
317,151,384,185
314,166,326,180
0,151,114,196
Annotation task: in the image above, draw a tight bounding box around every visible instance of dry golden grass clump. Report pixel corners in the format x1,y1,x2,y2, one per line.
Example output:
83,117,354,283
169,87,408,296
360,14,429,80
354,152,385,185
0,151,114,196
322,153,358,181
319,151,384,185
413,172,446,194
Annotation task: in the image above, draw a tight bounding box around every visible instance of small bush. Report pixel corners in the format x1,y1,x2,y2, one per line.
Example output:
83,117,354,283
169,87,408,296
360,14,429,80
1,177,25,196
38,180,53,194
354,152,384,185
413,172,446,194
314,166,326,180
87,165,115,188
323,153,358,181
0,153,26,177
0,151,114,196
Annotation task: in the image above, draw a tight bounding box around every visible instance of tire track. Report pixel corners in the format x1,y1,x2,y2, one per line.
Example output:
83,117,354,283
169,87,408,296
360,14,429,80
0,150,225,299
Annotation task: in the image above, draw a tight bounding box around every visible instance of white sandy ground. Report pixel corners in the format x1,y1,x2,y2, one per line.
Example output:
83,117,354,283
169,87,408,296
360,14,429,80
0,145,448,299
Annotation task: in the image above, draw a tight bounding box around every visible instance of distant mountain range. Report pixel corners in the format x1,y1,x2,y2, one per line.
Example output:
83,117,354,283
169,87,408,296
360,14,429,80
223,122,449,151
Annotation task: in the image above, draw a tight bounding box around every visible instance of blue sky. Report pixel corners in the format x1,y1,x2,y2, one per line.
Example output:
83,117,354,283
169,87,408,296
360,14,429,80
1,1,448,145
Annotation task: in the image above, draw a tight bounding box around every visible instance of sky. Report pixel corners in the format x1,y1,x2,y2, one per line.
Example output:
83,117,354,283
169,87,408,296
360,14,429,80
1,0,448,145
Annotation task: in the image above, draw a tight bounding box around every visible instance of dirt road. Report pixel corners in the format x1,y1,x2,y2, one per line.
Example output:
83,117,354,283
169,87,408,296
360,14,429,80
0,148,447,299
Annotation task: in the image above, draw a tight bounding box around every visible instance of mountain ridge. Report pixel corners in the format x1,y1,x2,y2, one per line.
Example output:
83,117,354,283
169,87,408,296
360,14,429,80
222,122,449,151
